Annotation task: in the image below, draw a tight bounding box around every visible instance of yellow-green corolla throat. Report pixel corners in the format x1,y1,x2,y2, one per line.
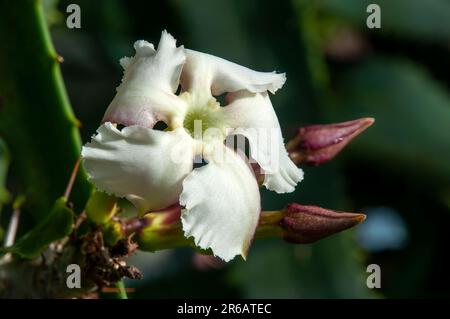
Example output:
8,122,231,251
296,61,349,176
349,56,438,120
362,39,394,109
179,92,228,141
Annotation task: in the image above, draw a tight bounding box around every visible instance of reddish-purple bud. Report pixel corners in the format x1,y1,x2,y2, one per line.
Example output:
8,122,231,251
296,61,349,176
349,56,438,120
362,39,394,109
287,117,374,166
280,203,366,244
192,253,226,271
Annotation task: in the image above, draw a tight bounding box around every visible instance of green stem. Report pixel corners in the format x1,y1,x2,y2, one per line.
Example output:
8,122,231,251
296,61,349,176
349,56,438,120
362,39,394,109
115,280,128,299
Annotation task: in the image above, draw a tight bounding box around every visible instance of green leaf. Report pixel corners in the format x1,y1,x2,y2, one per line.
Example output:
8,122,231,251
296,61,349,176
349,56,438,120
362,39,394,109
331,57,450,186
0,0,92,220
5,197,74,258
321,0,450,43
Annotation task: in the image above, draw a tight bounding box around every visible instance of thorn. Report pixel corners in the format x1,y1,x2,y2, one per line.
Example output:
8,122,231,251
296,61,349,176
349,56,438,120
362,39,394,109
64,157,81,200
4,206,20,248
56,55,64,63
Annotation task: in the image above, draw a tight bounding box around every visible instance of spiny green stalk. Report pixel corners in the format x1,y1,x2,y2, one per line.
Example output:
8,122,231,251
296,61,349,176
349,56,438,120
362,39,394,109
0,0,92,221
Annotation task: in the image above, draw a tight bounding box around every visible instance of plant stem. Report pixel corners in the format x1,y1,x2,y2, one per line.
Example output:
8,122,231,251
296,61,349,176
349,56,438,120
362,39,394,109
115,280,128,299
0,0,92,220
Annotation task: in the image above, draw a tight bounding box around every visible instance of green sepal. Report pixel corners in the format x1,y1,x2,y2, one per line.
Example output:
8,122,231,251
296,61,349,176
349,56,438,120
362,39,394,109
86,191,118,225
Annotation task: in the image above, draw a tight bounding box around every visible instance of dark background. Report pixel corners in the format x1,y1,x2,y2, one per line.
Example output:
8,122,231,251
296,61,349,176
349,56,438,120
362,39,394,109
8,0,450,298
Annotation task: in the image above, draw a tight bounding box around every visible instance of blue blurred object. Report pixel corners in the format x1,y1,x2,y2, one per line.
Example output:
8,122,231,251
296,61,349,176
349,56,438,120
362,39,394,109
357,207,409,252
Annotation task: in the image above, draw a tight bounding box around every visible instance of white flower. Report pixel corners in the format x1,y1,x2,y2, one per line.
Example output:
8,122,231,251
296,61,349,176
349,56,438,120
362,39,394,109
81,31,303,261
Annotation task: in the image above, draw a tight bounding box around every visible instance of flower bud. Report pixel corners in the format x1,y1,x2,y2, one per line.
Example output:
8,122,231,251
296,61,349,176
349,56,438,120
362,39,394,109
103,220,123,246
287,117,374,166
280,203,366,243
192,253,226,270
132,204,191,252
86,191,119,225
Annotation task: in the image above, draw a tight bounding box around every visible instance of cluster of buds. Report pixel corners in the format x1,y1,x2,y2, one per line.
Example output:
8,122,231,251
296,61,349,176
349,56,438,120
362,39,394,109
138,118,372,253
82,117,373,267
125,202,366,254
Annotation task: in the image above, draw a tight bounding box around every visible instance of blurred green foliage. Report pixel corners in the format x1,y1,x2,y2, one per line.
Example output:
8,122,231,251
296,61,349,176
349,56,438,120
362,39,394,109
331,58,450,185
1,0,449,298
323,0,450,43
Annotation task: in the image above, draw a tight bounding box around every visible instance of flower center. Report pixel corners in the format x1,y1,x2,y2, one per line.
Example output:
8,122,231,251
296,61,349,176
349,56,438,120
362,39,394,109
183,108,215,138
181,94,226,142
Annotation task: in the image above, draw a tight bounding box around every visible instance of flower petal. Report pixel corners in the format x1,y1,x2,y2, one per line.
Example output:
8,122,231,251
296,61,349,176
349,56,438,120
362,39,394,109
181,49,286,104
103,30,187,128
180,146,260,262
221,91,303,193
81,122,194,213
